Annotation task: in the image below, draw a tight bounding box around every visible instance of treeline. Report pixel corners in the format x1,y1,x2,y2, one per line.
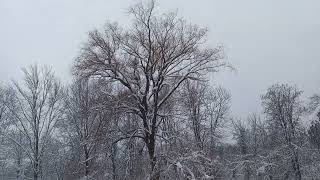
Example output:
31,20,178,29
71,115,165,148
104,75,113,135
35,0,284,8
0,1,320,180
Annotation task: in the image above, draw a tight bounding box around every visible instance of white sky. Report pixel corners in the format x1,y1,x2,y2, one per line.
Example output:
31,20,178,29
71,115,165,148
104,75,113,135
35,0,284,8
0,0,320,118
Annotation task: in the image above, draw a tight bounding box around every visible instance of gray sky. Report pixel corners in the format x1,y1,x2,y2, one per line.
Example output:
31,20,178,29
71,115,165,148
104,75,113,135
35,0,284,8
1,0,319,118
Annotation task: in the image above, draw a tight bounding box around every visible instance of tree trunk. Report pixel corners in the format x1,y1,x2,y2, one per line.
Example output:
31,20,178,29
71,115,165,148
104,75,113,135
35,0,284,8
16,132,23,179
33,162,39,180
111,143,117,180
34,136,39,180
146,133,160,180
292,150,301,180
84,145,90,179
192,106,202,150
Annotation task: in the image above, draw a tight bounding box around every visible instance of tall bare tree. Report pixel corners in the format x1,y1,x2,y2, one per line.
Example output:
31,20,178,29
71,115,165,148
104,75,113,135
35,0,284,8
262,84,304,180
74,1,227,179
4,65,64,180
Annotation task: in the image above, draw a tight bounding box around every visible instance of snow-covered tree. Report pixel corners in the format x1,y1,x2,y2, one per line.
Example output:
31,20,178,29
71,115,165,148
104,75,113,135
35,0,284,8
74,1,228,179
4,65,64,180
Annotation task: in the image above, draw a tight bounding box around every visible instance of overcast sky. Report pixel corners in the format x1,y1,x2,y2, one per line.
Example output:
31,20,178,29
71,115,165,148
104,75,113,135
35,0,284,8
1,0,319,118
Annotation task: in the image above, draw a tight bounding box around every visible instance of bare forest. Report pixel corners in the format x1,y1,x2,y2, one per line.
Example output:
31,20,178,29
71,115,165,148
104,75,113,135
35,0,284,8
1,1,320,180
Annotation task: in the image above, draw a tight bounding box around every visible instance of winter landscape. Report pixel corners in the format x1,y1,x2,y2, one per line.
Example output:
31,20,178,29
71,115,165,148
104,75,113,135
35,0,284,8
0,0,320,179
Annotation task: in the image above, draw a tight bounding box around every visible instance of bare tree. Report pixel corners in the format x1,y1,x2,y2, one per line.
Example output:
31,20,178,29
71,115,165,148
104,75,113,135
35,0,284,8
204,86,231,151
230,115,276,180
0,86,14,132
231,119,252,180
74,1,227,179
261,84,304,180
308,120,320,150
180,81,231,151
4,65,64,180
180,81,207,150
307,94,320,151
247,113,265,156
0,86,12,179
63,78,111,179
0,85,29,180
308,94,320,114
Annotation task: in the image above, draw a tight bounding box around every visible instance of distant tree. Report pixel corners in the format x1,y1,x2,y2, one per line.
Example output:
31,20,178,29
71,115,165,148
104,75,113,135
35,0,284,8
307,94,320,150
308,116,320,150
308,94,320,114
204,85,231,150
247,113,262,155
262,84,304,180
181,81,207,150
232,119,252,180
181,81,231,151
74,1,228,179
0,86,14,132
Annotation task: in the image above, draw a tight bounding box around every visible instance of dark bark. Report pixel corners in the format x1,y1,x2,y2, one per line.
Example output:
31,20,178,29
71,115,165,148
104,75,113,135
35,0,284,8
84,145,90,178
